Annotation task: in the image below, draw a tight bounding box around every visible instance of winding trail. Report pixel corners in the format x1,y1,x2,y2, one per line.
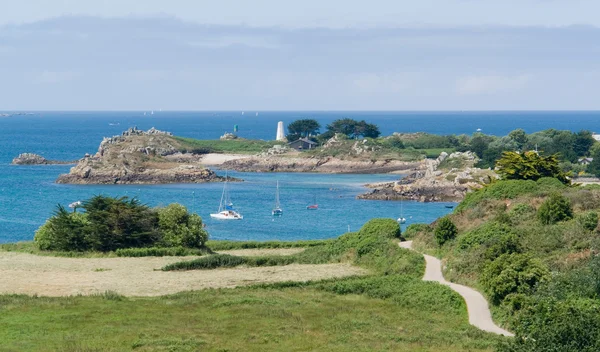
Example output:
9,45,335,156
399,241,514,337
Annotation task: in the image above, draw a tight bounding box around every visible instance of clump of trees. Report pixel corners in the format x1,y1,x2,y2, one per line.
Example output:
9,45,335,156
34,196,208,252
496,151,571,184
286,119,321,142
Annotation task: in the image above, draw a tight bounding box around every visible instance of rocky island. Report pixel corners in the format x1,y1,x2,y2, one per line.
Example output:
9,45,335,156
56,127,228,184
12,153,77,165
358,152,498,202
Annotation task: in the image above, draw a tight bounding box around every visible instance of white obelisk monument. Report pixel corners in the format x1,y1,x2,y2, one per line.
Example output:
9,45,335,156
276,121,285,141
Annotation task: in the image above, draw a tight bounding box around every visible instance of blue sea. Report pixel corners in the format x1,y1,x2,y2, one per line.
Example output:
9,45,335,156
0,111,598,243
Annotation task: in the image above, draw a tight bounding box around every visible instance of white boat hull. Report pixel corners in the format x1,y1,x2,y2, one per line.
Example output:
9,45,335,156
210,211,243,220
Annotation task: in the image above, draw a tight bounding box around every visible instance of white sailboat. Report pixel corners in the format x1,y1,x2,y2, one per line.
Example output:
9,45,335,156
397,197,406,224
272,181,283,216
210,173,243,220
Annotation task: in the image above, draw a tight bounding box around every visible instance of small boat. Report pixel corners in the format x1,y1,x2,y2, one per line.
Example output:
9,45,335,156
445,205,455,209
210,172,243,220
272,181,283,216
476,128,482,132
307,195,318,210
397,198,407,224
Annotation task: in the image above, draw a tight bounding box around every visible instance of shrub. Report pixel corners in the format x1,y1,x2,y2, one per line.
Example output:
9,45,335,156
577,211,599,232
457,222,513,250
480,253,549,305
502,298,600,352
434,217,457,246
537,193,573,225
403,223,431,239
158,203,208,248
206,239,330,251
457,178,567,212
508,203,536,220
115,247,210,257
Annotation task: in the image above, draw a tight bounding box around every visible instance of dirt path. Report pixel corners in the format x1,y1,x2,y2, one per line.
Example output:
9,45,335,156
399,241,514,336
0,248,365,297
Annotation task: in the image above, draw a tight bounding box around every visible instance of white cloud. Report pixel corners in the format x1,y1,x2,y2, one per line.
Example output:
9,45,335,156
455,74,532,95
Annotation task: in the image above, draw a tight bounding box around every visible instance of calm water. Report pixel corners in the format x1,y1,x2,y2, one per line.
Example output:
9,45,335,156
0,111,598,243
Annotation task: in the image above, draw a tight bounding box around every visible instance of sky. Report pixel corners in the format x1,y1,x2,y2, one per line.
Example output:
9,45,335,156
1,0,600,110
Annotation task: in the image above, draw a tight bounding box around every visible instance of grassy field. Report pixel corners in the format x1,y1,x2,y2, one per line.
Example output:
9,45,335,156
0,220,505,351
0,278,500,352
175,137,280,154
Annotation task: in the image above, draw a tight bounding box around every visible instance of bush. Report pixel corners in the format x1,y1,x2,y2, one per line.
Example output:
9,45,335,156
577,211,599,232
537,193,573,225
480,253,549,305
457,222,513,250
403,223,431,239
158,203,208,248
115,247,210,257
164,254,246,270
457,178,567,212
502,298,600,352
206,239,330,251
434,217,457,246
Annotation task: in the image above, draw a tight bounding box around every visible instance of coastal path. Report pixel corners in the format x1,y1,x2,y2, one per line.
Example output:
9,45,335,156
399,241,514,337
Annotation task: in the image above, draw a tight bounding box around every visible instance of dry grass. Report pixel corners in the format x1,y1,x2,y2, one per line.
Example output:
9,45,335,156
0,248,365,297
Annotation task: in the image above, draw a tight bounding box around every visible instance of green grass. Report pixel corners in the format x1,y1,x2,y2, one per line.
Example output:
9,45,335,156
206,239,331,250
174,137,280,154
0,279,501,351
0,219,505,351
423,148,456,159
0,240,329,257
0,241,117,258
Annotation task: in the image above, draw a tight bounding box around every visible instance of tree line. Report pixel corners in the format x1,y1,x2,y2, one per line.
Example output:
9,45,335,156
286,118,381,142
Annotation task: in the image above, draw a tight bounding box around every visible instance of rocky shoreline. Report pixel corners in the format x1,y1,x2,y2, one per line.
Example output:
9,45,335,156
222,156,422,174
55,127,230,185
358,152,497,202
12,153,77,165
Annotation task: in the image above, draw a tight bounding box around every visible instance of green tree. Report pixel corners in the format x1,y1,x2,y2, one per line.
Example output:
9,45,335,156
286,119,321,141
537,193,573,225
496,151,570,184
469,133,494,159
158,203,208,248
326,119,381,139
508,128,528,149
34,206,92,251
83,195,160,251
587,144,600,177
434,217,458,246
573,130,596,157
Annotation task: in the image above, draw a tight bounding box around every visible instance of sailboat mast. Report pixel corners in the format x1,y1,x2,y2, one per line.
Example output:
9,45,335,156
275,181,280,208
